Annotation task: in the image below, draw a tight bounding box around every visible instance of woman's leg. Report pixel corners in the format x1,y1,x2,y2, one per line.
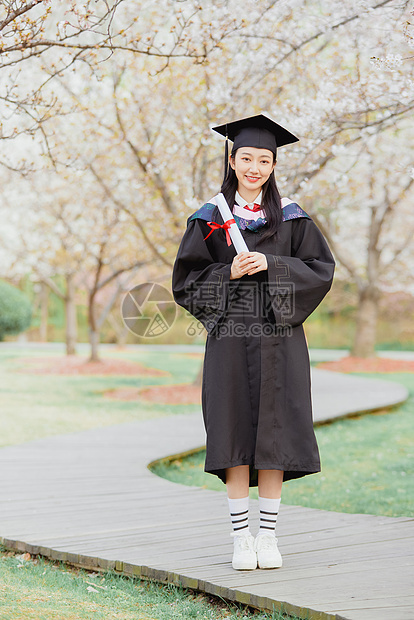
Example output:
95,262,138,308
226,465,251,535
258,469,283,498
257,469,283,538
226,465,250,498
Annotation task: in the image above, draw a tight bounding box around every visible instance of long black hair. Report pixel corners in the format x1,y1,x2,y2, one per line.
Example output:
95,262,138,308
220,149,283,243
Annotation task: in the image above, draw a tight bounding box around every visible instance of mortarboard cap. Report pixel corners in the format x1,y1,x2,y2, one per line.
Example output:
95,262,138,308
212,113,299,156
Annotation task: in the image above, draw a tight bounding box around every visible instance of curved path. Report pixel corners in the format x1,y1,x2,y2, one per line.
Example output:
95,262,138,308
0,369,412,620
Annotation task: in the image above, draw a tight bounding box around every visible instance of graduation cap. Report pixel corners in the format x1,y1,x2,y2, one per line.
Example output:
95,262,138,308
212,113,299,179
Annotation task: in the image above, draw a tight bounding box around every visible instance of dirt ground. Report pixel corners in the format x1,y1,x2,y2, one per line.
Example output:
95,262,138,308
105,384,202,405
12,354,412,405
12,355,169,376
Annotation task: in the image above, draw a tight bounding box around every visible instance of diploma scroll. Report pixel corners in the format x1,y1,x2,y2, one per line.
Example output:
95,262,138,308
216,193,249,254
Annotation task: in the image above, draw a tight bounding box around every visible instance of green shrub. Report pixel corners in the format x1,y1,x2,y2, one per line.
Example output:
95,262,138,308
0,280,32,341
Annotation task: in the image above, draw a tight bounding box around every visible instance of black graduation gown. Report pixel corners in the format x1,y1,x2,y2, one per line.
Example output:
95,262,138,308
172,197,335,487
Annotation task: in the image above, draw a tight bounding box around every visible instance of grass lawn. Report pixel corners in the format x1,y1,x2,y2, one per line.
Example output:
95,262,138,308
151,372,414,518
0,346,202,447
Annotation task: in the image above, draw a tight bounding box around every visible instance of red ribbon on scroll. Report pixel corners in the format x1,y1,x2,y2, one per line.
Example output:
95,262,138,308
204,219,235,246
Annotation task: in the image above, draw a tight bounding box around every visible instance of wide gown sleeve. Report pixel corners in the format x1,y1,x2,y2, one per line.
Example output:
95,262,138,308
263,217,335,328
172,218,237,333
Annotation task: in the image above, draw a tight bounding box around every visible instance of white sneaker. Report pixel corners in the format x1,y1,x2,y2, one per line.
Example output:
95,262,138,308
254,533,283,569
230,532,257,570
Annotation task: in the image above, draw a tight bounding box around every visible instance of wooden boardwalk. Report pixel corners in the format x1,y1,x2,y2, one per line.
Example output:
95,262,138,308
0,369,412,620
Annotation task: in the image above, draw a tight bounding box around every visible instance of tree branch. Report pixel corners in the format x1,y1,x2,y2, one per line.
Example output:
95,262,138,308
96,268,140,329
96,259,152,291
89,165,173,268
310,212,363,288
112,95,179,224
0,0,44,31
37,275,65,300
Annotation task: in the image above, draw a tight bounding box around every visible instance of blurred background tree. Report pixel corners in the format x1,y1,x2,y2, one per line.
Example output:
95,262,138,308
0,279,32,340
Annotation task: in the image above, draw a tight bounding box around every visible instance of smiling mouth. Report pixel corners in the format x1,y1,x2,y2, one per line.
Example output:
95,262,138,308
246,176,260,182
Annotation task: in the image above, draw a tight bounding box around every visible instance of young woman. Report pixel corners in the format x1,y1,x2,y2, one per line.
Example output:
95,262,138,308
172,114,335,571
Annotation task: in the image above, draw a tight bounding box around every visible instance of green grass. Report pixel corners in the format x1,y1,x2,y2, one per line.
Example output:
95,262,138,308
150,373,414,518
0,548,298,620
0,347,202,447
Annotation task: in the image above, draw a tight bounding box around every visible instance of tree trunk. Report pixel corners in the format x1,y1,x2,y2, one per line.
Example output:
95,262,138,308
65,273,77,355
351,285,380,358
116,323,130,347
89,329,101,362
39,282,49,342
104,306,130,347
88,290,101,362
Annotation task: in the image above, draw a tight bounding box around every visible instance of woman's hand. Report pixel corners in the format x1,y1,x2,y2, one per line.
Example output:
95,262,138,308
230,252,268,280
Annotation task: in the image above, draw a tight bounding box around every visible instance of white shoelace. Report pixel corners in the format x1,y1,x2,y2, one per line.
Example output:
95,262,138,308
255,535,278,550
230,532,254,549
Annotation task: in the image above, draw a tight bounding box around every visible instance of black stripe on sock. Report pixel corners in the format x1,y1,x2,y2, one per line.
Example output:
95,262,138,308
260,510,278,515
234,524,249,531
232,517,248,524
260,517,277,523
230,509,248,516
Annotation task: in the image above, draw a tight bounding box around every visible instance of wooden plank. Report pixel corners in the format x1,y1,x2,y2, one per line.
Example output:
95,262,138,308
233,565,410,604
19,515,412,558
321,597,414,613
146,545,414,575
335,610,413,620
185,554,414,588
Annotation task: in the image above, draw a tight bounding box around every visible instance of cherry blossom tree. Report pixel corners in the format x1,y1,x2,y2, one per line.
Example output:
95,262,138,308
0,0,265,170
0,166,153,359
306,122,414,357
1,0,413,356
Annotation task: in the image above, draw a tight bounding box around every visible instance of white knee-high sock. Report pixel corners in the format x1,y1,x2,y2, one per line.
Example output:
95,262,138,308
227,496,250,536
258,496,281,536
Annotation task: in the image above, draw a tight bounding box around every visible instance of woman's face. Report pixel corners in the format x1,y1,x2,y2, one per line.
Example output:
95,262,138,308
230,147,276,199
